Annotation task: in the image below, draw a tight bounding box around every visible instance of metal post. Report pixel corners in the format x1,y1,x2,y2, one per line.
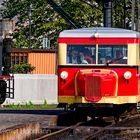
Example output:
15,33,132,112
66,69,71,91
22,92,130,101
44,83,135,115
103,1,112,27
137,0,140,31
0,20,3,75
29,4,32,49
123,0,126,28
131,0,135,30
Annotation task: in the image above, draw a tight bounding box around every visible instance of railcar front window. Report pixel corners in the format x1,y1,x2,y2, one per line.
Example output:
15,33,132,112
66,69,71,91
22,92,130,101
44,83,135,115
67,45,96,64
98,45,127,64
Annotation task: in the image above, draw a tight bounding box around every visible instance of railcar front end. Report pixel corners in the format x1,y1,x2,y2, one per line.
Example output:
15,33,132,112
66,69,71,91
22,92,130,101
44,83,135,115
57,28,140,117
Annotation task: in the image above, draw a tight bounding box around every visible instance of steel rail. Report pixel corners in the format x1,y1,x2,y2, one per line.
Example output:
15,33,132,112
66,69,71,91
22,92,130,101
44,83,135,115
82,122,115,140
82,112,140,140
35,122,85,140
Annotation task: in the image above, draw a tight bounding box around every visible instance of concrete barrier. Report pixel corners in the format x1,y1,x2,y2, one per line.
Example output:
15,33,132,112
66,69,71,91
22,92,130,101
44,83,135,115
4,74,58,105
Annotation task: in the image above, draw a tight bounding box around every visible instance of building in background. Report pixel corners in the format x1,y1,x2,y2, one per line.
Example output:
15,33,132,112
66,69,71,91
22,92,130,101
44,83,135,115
28,49,56,74
6,48,56,74
0,18,56,75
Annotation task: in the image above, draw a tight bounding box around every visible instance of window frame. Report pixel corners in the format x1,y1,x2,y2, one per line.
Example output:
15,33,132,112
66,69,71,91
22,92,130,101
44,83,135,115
65,44,128,65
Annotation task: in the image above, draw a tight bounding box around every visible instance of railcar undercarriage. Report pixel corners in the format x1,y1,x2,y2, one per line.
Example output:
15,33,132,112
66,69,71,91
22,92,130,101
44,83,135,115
58,103,137,123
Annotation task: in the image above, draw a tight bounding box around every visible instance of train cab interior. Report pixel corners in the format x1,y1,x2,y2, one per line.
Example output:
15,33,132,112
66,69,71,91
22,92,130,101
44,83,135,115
66,44,128,65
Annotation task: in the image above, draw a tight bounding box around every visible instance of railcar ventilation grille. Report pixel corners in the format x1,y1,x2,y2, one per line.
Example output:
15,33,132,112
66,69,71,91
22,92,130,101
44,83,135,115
85,76,101,102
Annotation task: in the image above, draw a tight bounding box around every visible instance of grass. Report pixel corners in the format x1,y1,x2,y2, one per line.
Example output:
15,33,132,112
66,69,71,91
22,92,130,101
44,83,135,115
3,101,57,109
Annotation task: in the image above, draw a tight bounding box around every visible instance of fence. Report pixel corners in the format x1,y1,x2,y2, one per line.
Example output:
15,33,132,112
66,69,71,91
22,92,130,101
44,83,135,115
4,74,58,105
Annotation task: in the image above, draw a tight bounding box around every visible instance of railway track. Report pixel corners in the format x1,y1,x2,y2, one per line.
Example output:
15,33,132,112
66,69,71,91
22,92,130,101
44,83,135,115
35,122,86,140
1,109,140,140
34,111,140,140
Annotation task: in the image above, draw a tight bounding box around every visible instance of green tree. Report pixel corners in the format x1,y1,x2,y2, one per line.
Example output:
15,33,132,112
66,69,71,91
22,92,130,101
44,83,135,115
112,0,132,28
2,0,133,49
2,0,103,49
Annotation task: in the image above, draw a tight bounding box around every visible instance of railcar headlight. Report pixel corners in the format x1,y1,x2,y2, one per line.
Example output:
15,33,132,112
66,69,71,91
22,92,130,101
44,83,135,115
94,32,99,38
124,71,132,80
60,71,68,80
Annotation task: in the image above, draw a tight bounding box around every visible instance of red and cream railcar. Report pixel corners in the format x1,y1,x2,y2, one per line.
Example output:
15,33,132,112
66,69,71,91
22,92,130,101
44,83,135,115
58,27,140,116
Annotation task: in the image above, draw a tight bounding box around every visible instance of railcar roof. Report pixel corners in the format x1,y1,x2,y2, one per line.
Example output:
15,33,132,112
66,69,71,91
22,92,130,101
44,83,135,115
59,27,140,38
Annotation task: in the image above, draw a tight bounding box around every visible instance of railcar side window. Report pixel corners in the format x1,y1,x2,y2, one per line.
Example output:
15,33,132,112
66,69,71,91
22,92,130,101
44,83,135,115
67,45,96,64
98,45,127,64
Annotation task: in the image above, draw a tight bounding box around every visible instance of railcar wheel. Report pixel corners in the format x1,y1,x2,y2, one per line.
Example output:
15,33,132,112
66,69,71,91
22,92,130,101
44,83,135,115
0,80,7,104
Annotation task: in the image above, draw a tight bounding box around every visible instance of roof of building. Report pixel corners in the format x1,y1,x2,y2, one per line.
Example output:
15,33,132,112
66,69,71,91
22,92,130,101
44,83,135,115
59,27,140,38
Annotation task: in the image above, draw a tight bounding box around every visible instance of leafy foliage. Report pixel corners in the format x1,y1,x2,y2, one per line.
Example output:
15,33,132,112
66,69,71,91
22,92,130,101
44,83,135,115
112,0,132,29
2,0,133,49
10,63,35,73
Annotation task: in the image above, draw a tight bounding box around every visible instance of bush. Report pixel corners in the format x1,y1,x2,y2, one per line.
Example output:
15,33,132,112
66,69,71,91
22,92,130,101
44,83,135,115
10,63,35,74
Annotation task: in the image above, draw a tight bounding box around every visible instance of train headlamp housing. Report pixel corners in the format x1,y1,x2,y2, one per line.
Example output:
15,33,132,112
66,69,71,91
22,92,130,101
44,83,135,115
60,71,68,80
124,71,132,80
94,32,99,38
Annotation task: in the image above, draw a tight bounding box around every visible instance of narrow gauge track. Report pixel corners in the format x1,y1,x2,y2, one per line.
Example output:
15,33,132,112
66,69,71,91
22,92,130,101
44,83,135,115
1,109,140,140
35,122,87,140
35,111,140,140
82,111,140,140
35,119,115,140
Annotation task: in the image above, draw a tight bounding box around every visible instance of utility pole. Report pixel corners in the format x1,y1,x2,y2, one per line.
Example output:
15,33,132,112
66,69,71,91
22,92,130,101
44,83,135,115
0,19,3,75
95,0,113,27
29,4,32,49
137,0,140,32
123,0,126,28
0,0,4,75
131,0,136,30
131,0,140,31
103,0,112,27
